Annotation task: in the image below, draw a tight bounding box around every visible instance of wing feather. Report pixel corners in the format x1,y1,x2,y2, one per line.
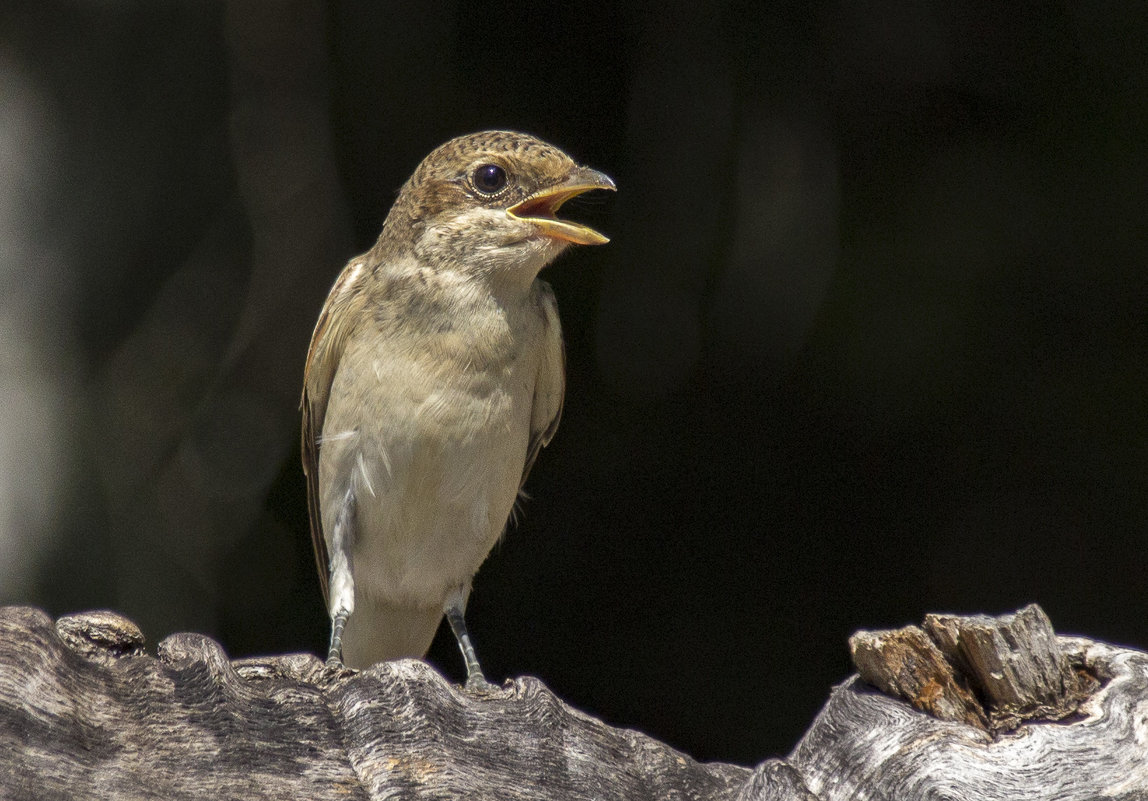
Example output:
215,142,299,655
301,259,368,606
520,281,566,491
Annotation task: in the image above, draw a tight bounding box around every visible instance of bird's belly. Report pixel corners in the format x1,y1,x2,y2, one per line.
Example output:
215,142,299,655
336,375,532,609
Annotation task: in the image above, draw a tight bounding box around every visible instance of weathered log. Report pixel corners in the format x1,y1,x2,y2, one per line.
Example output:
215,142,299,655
0,604,1144,800
0,607,751,801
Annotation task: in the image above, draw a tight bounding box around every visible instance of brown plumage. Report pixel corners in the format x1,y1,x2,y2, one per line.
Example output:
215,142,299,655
301,131,614,686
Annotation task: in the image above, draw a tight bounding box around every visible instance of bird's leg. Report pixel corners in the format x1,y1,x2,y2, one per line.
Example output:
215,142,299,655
444,586,495,691
326,485,357,666
328,610,348,664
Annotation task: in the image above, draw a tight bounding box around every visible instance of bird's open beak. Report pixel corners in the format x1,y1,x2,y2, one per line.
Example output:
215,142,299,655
507,167,616,245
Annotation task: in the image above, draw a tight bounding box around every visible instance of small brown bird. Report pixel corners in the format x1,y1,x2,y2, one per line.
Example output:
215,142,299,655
301,131,615,688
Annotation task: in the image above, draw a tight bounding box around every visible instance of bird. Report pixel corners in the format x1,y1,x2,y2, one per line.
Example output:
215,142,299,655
301,131,615,689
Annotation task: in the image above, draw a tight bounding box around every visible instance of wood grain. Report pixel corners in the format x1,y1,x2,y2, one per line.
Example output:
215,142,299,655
1,605,1144,800
0,607,754,801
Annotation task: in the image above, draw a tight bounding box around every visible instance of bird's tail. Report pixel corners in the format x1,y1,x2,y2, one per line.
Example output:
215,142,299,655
340,599,444,669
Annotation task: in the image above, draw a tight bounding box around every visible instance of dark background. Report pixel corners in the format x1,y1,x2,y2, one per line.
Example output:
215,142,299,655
2,0,1145,766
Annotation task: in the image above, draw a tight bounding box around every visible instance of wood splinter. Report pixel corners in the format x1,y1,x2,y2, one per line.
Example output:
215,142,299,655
849,603,1099,733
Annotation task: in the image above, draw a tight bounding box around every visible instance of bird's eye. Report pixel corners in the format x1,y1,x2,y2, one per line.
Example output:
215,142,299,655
472,163,508,195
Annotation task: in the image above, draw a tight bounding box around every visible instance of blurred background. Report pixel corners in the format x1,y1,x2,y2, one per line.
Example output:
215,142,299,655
2,0,1146,766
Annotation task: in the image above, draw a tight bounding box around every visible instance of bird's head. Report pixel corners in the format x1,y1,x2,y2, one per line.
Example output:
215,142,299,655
376,131,615,284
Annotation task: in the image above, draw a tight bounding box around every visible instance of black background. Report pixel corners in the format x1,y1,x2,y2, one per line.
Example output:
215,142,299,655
2,1,1146,766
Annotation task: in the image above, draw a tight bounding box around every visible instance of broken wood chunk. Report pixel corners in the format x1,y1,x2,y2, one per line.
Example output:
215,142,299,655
850,604,1097,733
924,603,1098,730
850,625,988,729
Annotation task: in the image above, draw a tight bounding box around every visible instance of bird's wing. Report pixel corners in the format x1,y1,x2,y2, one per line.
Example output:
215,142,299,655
520,281,566,491
301,259,368,606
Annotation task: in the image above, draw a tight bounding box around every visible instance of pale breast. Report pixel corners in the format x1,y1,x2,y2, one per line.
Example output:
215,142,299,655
318,271,546,608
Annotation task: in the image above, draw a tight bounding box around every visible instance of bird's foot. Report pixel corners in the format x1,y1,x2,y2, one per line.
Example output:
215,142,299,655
464,672,499,693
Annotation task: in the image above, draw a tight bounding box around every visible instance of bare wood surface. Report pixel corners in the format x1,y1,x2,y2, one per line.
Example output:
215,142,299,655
1,604,1145,800
0,606,755,801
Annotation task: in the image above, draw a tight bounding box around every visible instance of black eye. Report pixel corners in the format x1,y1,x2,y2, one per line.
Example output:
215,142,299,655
472,163,508,195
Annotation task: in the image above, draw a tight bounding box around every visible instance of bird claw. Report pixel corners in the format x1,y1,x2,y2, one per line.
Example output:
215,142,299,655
464,673,499,693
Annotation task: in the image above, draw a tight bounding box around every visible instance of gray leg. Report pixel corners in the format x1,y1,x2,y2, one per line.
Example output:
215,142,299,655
444,588,495,691
326,485,356,666
328,610,348,665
